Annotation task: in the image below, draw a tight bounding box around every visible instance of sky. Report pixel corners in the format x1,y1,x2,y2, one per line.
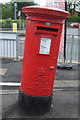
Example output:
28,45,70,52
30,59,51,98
0,0,11,3
34,0,46,6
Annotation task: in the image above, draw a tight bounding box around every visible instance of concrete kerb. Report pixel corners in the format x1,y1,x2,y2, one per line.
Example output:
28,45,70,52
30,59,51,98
0,79,78,95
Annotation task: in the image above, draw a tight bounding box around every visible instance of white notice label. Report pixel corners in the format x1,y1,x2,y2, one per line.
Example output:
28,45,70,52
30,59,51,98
39,37,52,54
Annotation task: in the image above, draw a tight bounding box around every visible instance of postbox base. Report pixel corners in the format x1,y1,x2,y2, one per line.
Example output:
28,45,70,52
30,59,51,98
18,90,53,115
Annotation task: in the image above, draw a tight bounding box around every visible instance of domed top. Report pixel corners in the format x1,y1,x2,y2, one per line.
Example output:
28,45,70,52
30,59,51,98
22,6,70,19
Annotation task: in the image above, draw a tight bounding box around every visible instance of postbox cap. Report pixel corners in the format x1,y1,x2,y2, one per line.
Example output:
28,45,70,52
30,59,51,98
22,6,70,19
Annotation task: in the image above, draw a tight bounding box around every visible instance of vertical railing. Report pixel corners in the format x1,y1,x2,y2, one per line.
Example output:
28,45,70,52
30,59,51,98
70,35,74,63
16,33,18,60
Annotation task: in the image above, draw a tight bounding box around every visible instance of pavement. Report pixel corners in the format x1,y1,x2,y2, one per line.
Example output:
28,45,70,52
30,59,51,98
0,59,79,120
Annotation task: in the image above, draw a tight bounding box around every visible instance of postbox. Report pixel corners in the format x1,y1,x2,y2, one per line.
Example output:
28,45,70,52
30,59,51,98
19,6,70,114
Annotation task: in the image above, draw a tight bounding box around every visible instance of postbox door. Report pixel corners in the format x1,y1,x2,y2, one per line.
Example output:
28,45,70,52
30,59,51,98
21,22,62,96
33,34,57,91
28,33,60,96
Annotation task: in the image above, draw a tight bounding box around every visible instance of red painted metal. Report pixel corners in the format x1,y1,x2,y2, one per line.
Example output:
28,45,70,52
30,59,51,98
20,6,70,96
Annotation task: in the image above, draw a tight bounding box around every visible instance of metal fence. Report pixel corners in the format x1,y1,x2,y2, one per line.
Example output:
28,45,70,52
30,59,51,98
0,31,79,64
0,32,17,59
58,34,79,63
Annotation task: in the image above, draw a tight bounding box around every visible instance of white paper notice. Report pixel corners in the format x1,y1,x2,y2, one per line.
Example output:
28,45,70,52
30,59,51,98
39,37,52,54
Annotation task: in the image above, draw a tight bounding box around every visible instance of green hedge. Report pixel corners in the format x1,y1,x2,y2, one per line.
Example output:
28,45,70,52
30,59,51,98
67,15,80,22
0,19,26,28
0,19,26,22
1,16,80,28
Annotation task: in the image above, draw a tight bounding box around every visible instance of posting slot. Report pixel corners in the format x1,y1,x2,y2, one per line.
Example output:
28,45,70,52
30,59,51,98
37,26,58,33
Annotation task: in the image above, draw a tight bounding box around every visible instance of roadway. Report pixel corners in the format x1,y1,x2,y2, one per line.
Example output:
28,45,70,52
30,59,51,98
1,58,78,119
0,27,79,119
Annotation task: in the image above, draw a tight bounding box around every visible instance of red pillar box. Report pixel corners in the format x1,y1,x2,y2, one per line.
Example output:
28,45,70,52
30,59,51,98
19,6,70,114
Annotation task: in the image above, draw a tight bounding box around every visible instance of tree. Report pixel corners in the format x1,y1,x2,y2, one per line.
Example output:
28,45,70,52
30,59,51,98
67,0,79,15
15,2,37,19
0,3,2,19
2,2,14,19
1,2,37,19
